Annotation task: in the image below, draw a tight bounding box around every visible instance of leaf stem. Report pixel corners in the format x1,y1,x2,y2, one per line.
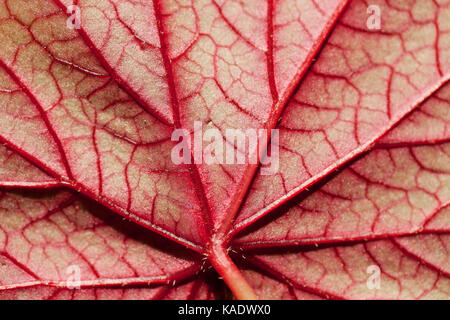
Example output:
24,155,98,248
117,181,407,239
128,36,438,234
209,240,258,300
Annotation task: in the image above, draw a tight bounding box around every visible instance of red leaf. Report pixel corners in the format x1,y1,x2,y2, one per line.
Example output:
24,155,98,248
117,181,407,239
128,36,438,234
0,191,203,291
234,0,450,232
0,280,215,300
234,141,450,247
378,82,450,147
246,238,450,299
52,0,348,233
0,144,60,188
0,0,448,300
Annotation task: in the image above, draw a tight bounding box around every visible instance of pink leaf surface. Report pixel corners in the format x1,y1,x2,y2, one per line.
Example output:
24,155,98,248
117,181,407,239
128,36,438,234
0,279,214,300
234,0,450,231
53,0,349,231
246,237,450,299
378,82,450,147
234,141,450,247
0,190,201,288
0,0,348,248
0,0,448,300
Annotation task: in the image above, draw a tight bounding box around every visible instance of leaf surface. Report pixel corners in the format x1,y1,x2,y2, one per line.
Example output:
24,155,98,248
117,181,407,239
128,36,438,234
234,0,450,230
0,0,349,248
235,141,450,247
0,0,448,300
53,0,349,230
246,237,450,299
0,190,202,288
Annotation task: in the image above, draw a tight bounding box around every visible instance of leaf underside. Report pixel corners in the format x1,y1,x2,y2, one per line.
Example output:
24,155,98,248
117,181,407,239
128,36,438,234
0,0,448,300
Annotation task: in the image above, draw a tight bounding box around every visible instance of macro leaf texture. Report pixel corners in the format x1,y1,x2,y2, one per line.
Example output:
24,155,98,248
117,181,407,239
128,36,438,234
0,0,448,300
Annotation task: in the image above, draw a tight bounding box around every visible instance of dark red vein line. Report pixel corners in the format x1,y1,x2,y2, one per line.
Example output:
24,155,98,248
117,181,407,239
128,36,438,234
232,228,445,250
0,259,201,292
375,137,450,149
266,0,278,102
0,181,64,189
434,7,443,77
92,111,103,195
0,60,74,180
